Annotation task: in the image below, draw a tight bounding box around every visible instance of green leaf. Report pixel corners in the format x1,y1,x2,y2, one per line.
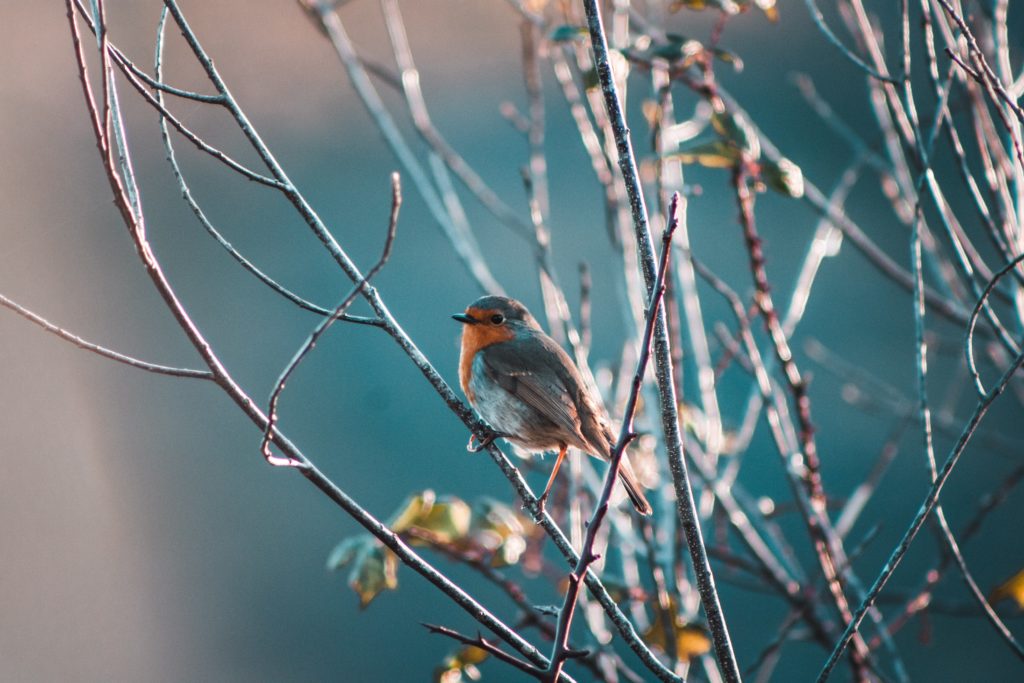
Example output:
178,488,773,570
711,110,760,159
664,140,741,169
649,35,704,65
761,157,805,198
549,24,587,43
327,536,399,609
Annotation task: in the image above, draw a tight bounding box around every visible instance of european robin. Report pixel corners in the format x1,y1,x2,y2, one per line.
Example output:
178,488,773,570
454,295,653,516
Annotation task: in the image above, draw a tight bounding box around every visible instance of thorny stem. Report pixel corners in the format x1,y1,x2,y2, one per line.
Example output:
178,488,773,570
731,164,871,677
546,199,678,683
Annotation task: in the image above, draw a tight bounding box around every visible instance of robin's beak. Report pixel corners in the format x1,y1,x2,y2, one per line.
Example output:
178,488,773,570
452,313,477,325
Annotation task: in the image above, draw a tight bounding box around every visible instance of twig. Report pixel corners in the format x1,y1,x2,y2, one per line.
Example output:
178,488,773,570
967,254,1024,396
259,174,401,467
151,10,376,325
732,161,870,675
0,292,213,381
802,0,901,84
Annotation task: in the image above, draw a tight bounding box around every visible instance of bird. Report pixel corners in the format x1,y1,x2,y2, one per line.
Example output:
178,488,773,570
453,295,652,516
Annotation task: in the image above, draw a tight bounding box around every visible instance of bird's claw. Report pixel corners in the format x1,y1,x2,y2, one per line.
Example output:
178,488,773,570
534,492,550,519
466,429,509,453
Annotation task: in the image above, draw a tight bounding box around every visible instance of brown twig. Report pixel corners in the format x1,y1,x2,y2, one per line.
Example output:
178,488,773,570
546,198,678,683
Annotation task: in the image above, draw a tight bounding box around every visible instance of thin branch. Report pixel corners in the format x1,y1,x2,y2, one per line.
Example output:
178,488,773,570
817,346,1024,680
547,198,678,683
424,623,547,680
732,159,871,675
152,9,375,324
802,0,901,84
967,253,1024,396
69,1,286,189
0,292,213,381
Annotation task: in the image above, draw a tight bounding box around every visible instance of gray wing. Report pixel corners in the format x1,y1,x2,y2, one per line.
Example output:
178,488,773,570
478,334,591,448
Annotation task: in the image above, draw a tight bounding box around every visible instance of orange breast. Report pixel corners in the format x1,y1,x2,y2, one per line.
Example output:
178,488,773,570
458,307,515,404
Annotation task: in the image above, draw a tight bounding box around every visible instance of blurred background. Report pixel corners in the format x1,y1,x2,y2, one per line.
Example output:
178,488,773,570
1,1,1021,681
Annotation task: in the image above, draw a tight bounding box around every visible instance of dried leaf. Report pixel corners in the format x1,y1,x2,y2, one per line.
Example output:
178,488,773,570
664,140,741,169
670,0,740,14
389,490,472,545
471,499,532,567
676,623,713,661
415,498,473,544
752,0,779,21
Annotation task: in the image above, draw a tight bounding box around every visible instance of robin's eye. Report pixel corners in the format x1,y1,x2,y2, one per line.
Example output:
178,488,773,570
490,313,505,325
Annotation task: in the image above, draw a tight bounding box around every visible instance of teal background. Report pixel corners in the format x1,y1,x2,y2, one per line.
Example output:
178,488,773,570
1,2,1021,681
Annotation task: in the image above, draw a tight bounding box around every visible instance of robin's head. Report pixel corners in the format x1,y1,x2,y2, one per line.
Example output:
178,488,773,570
452,296,541,352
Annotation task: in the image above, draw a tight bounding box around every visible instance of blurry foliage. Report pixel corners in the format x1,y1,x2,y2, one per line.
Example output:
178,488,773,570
328,490,539,608
991,570,1024,611
434,644,490,683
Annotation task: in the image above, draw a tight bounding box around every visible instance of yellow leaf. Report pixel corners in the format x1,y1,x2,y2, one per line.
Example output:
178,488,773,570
389,490,437,534
991,569,1024,609
415,498,473,544
643,602,712,663
664,140,741,169
435,645,489,682
676,623,712,661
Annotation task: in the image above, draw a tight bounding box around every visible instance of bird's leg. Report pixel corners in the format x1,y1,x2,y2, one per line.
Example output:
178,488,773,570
537,444,568,513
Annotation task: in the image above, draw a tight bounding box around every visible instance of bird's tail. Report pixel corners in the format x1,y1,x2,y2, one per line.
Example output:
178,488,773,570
617,461,653,516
